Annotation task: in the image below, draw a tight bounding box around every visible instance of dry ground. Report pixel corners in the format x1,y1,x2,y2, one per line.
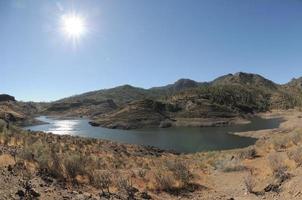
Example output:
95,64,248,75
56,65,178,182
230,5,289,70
1,109,302,199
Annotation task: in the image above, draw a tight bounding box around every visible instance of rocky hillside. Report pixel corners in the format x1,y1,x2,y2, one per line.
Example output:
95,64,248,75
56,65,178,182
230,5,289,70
39,72,302,129
150,78,205,95
285,77,302,90
0,94,40,126
42,79,205,117
90,99,177,129
2,110,302,199
211,72,278,90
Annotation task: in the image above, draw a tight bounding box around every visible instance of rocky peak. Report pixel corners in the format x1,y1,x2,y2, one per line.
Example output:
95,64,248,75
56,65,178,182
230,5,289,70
212,72,277,90
151,78,201,93
172,79,200,91
286,77,302,89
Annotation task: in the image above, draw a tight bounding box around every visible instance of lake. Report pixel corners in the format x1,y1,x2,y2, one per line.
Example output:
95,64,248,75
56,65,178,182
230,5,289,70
25,116,283,153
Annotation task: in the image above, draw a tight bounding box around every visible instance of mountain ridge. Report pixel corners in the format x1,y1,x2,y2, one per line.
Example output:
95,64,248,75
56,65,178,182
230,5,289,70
3,72,302,129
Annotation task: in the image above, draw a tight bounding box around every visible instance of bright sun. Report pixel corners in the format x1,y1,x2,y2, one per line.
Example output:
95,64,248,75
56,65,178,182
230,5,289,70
60,13,86,40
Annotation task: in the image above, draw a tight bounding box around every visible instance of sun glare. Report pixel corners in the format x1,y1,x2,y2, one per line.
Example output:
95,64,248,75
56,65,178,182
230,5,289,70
60,13,86,40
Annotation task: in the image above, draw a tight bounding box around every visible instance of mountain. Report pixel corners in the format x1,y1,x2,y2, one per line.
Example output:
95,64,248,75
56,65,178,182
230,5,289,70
43,85,154,117
150,78,205,94
57,85,152,105
211,72,278,90
285,77,302,90
39,72,302,129
43,79,206,117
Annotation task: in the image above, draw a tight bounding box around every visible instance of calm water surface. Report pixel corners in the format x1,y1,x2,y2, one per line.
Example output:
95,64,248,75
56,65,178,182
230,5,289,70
25,116,283,153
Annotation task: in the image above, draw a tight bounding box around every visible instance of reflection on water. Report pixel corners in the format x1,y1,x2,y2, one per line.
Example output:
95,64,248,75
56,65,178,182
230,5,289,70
47,120,78,135
25,116,284,153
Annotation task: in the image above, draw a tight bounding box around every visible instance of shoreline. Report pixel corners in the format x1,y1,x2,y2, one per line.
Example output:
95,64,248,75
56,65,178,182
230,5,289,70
2,109,302,199
231,109,300,139
23,112,284,155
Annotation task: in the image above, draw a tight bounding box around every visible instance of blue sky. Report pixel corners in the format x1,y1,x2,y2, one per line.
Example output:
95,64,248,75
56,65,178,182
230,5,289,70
1,0,302,101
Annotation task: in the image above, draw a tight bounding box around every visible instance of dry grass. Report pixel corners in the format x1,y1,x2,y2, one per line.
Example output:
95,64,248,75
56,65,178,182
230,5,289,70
213,157,247,172
2,115,302,199
154,170,175,192
0,121,202,198
288,147,302,167
239,147,257,160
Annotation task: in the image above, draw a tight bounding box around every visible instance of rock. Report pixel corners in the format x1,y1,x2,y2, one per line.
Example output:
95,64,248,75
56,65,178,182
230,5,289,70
16,190,25,197
0,94,15,102
159,120,172,128
264,184,280,193
88,121,100,127
72,191,79,195
83,192,92,198
7,165,13,172
29,188,41,197
140,191,152,199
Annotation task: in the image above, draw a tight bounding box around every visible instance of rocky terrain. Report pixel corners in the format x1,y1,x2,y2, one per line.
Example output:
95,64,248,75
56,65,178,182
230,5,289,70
1,110,302,199
0,95,42,126
2,72,302,130
87,72,302,129
3,72,302,199
42,79,202,118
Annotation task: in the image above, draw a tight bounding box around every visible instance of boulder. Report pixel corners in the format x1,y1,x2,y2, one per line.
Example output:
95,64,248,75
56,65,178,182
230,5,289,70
0,94,15,102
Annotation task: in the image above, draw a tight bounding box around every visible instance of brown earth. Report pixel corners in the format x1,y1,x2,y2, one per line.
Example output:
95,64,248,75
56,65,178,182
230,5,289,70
1,109,302,199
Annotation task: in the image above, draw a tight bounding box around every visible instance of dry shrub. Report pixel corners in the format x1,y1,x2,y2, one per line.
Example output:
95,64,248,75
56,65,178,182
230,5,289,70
239,147,257,160
268,153,290,182
48,150,64,179
271,136,290,151
165,159,193,187
64,153,87,182
91,170,112,195
244,173,256,194
288,147,302,167
138,168,147,179
154,170,175,192
154,159,194,192
117,176,138,199
214,157,246,172
289,131,302,145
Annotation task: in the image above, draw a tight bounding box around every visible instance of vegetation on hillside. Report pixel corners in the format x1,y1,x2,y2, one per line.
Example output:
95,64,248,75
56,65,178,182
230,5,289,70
2,110,302,199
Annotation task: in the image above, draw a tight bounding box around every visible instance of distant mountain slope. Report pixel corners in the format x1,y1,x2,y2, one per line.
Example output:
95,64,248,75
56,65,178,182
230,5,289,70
150,78,205,94
43,79,206,117
43,85,153,117
57,85,151,105
211,72,278,90
57,79,204,105
42,72,302,127
285,77,302,90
